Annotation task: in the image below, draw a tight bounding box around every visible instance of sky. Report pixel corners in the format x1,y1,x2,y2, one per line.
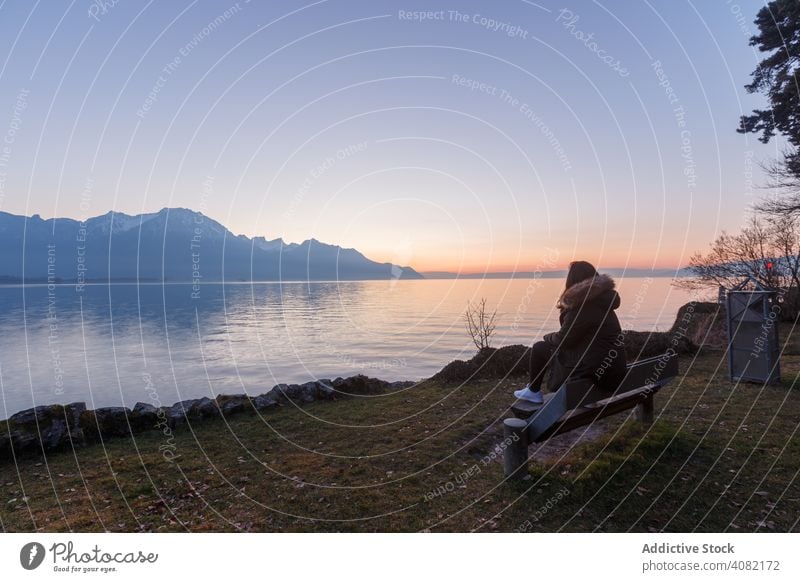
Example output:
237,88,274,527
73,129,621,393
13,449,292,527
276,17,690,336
0,0,780,273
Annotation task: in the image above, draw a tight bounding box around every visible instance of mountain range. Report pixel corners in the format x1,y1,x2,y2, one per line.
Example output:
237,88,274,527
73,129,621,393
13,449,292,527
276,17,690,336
0,207,690,284
0,208,422,283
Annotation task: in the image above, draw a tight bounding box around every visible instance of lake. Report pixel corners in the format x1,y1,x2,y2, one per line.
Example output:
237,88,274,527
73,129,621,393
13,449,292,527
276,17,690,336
0,277,700,418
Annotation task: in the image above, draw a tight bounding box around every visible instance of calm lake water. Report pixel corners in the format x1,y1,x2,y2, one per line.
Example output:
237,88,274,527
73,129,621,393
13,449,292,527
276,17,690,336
0,278,700,418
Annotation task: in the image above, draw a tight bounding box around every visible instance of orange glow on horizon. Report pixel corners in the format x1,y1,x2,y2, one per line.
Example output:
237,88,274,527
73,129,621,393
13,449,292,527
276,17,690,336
386,257,688,274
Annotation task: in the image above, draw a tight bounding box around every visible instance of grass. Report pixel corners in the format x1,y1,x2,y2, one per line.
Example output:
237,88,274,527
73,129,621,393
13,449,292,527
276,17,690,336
1,335,799,532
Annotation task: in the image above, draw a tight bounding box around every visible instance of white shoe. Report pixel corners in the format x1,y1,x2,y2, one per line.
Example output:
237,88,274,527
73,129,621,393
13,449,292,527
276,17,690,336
514,384,543,404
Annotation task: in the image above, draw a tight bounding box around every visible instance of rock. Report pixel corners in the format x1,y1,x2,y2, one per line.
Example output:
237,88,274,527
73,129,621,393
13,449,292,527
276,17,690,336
623,330,695,359
78,410,97,439
132,401,158,416
172,399,200,416
221,400,245,416
7,406,44,426
146,398,220,429
431,359,477,384
5,405,84,454
10,430,39,453
163,407,187,430
64,402,86,429
260,379,340,405
332,375,390,395
195,397,219,418
669,301,726,351
42,419,68,449
98,407,133,437
131,402,159,431
299,382,319,403
216,395,249,416
252,394,279,410
81,407,133,438
282,384,303,401
68,428,85,445
430,344,533,384
268,384,289,401
0,433,10,460
164,398,219,429
316,379,336,400
269,383,316,403
388,380,415,389
8,405,59,429
487,345,530,376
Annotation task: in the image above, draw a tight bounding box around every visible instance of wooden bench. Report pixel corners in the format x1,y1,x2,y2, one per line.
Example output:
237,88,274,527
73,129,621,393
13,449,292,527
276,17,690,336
503,352,679,479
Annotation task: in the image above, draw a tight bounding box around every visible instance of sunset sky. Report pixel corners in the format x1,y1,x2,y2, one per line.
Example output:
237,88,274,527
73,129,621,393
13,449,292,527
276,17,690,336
0,0,777,273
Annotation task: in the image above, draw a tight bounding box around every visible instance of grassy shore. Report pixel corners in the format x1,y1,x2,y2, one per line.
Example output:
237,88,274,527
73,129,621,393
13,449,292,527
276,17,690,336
2,335,799,532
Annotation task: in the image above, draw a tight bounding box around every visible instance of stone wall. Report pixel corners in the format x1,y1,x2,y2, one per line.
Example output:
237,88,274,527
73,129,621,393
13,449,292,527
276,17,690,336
0,375,413,463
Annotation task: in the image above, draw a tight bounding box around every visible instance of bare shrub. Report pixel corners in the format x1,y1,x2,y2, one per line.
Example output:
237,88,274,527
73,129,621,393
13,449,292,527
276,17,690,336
464,298,498,350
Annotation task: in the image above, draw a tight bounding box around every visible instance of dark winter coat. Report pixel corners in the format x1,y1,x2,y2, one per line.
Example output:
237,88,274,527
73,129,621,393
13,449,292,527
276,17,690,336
543,274,627,391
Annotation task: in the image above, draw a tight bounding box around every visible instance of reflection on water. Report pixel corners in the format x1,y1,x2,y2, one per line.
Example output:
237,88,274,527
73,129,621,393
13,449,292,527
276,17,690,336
0,278,699,418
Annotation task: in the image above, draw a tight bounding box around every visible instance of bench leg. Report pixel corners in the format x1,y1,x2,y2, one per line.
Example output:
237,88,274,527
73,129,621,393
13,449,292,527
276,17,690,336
636,393,654,426
504,418,529,479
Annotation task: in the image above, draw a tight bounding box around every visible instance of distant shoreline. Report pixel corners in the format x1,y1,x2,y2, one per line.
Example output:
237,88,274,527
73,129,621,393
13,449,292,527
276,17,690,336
0,271,689,287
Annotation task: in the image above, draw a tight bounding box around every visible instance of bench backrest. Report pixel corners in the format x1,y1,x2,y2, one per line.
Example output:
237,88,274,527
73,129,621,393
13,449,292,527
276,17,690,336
563,352,680,409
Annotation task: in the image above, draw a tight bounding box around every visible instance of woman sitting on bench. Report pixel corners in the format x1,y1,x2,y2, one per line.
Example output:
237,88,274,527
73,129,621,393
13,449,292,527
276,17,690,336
514,261,627,404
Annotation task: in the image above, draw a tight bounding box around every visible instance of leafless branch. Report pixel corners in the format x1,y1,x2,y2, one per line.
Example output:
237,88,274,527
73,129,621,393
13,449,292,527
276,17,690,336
464,298,498,350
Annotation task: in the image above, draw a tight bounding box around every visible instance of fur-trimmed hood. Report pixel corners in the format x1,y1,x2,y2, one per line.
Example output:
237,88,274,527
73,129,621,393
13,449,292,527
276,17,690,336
557,273,620,311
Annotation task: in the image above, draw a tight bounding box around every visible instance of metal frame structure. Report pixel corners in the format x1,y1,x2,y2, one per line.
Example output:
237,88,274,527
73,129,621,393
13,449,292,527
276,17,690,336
724,277,781,385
